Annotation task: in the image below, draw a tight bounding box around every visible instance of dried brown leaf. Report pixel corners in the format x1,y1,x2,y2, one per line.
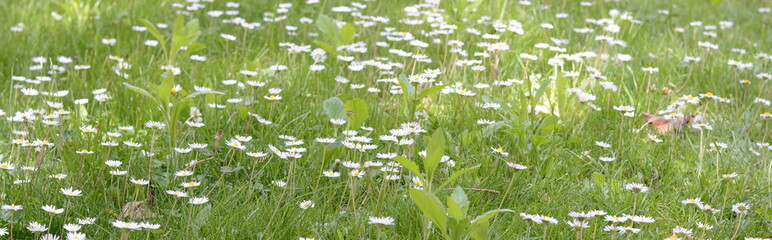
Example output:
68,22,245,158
641,112,693,134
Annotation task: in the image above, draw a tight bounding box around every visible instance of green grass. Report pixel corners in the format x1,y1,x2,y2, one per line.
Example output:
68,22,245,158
0,0,770,239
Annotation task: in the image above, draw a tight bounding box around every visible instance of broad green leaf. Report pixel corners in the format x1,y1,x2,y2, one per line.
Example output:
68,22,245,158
533,77,552,103
172,14,185,43
424,128,446,182
436,164,480,191
169,15,201,63
122,82,156,101
340,23,355,44
464,0,485,13
184,42,207,55
538,115,560,134
315,14,339,42
169,14,186,61
450,186,468,206
344,98,369,128
409,188,447,232
470,209,515,224
397,74,415,97
417,85,446,99
450,187,469,216
157,77,174,107
183,90,225,100
323,97,346,120
183,18,201,43
397,74,417,119
394,156,425,184
469,209,515,232
469,218,490,240
530,135,549,146
314,40,335,54
448,217,470,240
503,128,525,137
139,19,166,50
540,115,560,129
447,196,464,220
237,106,250,119
592,172,605,188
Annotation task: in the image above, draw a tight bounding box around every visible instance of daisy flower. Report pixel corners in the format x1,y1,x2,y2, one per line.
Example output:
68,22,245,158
42,205,64,214
506,162,528,169
595,141,611,148
299,200,315,210
491,147,510,156
189,197,209,205
60,187,82,196
624,183,649,193
368,216,395,226
731,202,750,214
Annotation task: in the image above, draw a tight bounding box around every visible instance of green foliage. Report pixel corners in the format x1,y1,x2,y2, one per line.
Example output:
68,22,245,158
122,80,223,148
322,97,346,120
141,14,205,65
410,187,514,240
0,0,769,239
424,128,446,186
393,128,454,192
444,0,485,25
398,74,445,120
52,0,99,31
592,172,606,189
395,129,511,239
344,98,369,129
314,14,356,54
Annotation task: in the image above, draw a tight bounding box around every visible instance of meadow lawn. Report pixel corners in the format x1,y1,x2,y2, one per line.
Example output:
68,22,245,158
0,0,770,239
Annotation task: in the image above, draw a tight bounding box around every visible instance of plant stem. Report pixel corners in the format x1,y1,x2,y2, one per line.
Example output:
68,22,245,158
730,215,744,239
120,230,130,240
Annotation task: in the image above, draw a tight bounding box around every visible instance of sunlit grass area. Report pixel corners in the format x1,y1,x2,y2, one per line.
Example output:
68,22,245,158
0,0,770,239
